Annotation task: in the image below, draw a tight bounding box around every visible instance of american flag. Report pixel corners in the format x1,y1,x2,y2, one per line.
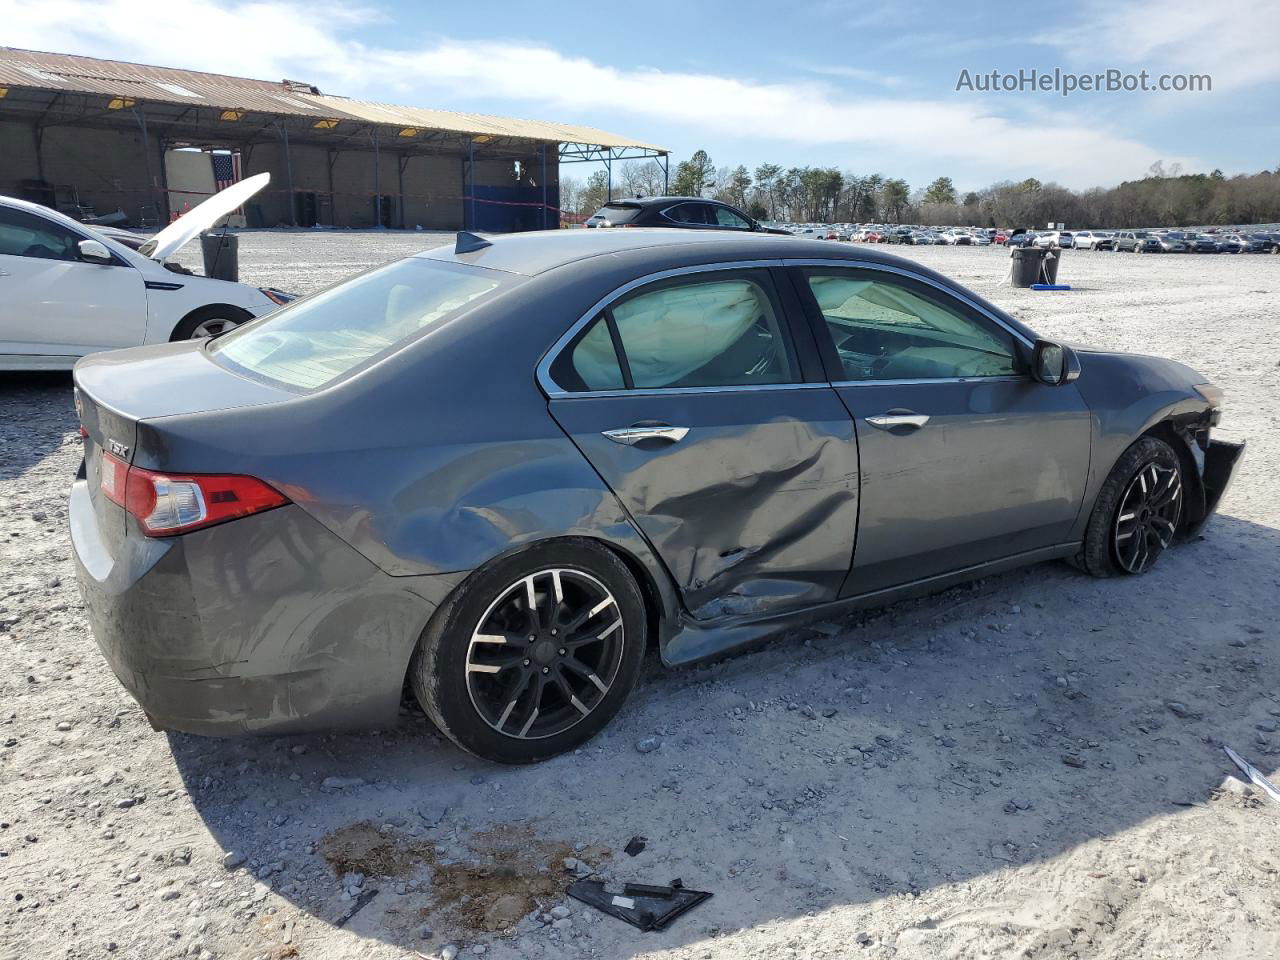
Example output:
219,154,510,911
211,151,243,214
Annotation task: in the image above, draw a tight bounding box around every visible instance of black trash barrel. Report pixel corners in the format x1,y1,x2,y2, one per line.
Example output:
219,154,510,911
200,231,239,282
1010,246,1047,287
1042,246,1063,284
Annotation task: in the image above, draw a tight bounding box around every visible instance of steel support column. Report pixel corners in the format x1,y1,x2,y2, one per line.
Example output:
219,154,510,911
130,107,162,223
466,138,476,231
278,120,297,227
373,128,381,228
540,143,548,229
663,153,669,193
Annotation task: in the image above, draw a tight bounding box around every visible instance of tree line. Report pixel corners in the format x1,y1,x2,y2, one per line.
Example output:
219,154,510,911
559,153,1280,229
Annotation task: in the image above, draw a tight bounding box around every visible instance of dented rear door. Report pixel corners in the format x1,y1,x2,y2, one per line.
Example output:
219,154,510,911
545,265,860,621
549,385,859,619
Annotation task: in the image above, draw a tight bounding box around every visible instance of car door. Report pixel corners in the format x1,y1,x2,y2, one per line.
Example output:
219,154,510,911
789,262,1092,596
0,205,148,359
542,264,861,620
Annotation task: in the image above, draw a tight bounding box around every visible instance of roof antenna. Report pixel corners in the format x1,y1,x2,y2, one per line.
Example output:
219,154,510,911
455,231,492,254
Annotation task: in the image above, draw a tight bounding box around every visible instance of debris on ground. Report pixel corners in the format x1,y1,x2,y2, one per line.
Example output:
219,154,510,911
1224,746,1280,804
567,878,713,931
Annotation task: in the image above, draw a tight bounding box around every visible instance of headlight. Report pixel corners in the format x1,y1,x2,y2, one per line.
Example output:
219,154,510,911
1193,383,1223,409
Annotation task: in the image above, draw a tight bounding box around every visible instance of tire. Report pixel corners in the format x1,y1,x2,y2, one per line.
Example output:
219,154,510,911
1074,436,1184,578
170,305,252,341
410,539,647,763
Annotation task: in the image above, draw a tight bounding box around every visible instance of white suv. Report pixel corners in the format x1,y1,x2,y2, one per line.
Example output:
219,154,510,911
0,174,286,370
1034,231,1074,249
1071,230,1102,250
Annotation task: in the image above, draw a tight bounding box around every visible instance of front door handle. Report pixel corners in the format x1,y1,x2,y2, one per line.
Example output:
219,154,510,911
865,412,929,430
602,425,690,445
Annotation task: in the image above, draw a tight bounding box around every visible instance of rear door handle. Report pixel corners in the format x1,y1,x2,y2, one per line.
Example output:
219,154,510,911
602,425,690,445
865,413,929,430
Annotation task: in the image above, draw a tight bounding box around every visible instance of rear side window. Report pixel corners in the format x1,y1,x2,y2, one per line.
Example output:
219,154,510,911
0,206,82,261
211,259,508,390
550,271,796,392
664,203,711,225
590,204,641,224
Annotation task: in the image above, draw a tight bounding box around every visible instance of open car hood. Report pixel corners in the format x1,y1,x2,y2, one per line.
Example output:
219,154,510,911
139,172,269,262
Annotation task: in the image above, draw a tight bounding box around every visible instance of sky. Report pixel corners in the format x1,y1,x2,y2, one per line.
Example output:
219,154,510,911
2,0,1276,192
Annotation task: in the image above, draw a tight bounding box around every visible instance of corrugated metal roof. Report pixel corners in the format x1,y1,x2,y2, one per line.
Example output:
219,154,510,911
0,47,665,152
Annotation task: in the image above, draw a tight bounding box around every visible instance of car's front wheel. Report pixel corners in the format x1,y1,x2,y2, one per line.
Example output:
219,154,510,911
411,540,647,763
171,305,252,341
1075,436,1184,577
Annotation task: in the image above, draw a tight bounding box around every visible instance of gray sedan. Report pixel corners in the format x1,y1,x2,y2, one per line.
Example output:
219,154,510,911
70,229,1244,763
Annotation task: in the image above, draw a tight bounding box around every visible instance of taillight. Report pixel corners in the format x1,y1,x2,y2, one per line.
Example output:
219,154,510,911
99,453,288,537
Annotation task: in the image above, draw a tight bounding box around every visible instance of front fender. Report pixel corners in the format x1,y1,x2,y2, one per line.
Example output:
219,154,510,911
1068,349,1216,540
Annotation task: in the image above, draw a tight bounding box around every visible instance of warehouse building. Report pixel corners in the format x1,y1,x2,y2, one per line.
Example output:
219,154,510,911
0,48,667,231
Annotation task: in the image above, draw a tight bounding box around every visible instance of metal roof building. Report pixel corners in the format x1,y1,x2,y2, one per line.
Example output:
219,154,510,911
0,47,667,231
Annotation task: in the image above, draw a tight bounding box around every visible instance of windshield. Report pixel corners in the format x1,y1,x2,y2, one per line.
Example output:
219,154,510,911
211,258,508,390
590,205,642,224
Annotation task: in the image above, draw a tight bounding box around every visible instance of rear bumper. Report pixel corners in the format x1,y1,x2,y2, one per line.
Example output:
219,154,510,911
70,480,446,736
1187,438,1246,538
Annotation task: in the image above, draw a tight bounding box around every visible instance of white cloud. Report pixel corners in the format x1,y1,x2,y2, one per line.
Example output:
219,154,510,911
1,0,1197,187
1035,0,1280,92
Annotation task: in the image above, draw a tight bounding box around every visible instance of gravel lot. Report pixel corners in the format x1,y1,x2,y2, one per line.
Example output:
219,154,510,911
3,234,1279,960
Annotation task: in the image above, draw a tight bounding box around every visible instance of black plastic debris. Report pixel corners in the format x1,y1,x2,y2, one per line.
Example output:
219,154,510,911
623,836,647,857
1225,745,1280,805
567,878,712,932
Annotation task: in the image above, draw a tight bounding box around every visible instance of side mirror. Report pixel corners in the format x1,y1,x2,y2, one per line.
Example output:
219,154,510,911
78,239,114,265
1032,339,1080,385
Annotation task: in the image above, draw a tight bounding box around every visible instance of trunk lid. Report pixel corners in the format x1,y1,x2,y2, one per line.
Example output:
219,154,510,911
74,341,296,541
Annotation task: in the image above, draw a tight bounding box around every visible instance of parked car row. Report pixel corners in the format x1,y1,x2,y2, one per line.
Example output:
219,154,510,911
585,206,1280,256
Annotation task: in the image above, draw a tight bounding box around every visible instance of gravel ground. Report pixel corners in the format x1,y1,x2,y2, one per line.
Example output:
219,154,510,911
2,235,1279,960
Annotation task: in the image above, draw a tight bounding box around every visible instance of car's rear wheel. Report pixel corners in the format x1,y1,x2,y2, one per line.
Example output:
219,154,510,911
171,305,252,341
411,540,646,763
1075,436,1184,577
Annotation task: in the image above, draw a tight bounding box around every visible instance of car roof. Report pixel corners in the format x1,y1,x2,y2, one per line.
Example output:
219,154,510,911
420,227,934,277
0,194,96,233
596,196,728,209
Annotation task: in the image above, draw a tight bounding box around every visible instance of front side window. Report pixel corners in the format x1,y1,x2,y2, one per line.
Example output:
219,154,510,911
551,271,796,392
0,207,82,261
713,206,752,229
212,258,508,390
804,269,1021,382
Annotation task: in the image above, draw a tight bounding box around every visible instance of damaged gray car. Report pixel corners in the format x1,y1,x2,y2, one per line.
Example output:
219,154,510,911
70,229,1244,763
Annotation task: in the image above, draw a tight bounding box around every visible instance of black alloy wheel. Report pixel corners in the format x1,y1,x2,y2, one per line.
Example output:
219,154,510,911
465,568,624,740
1112,460,1183,574
411,539,646,763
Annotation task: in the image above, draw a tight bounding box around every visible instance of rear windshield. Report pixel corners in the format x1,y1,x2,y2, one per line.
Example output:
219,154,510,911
590,204,642,224
211,258,508,390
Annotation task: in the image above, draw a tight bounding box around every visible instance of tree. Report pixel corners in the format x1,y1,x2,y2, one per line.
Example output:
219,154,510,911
752,163,783,218
618,159,667,199
669,149,716,198
578,170,610,217
878,178,911,222
923,176,957,206
716,165,752,209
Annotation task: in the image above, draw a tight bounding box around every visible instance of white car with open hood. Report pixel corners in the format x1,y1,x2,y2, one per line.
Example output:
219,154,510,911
0,173,290,371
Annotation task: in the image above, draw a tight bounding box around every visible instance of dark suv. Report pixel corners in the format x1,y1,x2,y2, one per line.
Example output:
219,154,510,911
584,197,791,234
